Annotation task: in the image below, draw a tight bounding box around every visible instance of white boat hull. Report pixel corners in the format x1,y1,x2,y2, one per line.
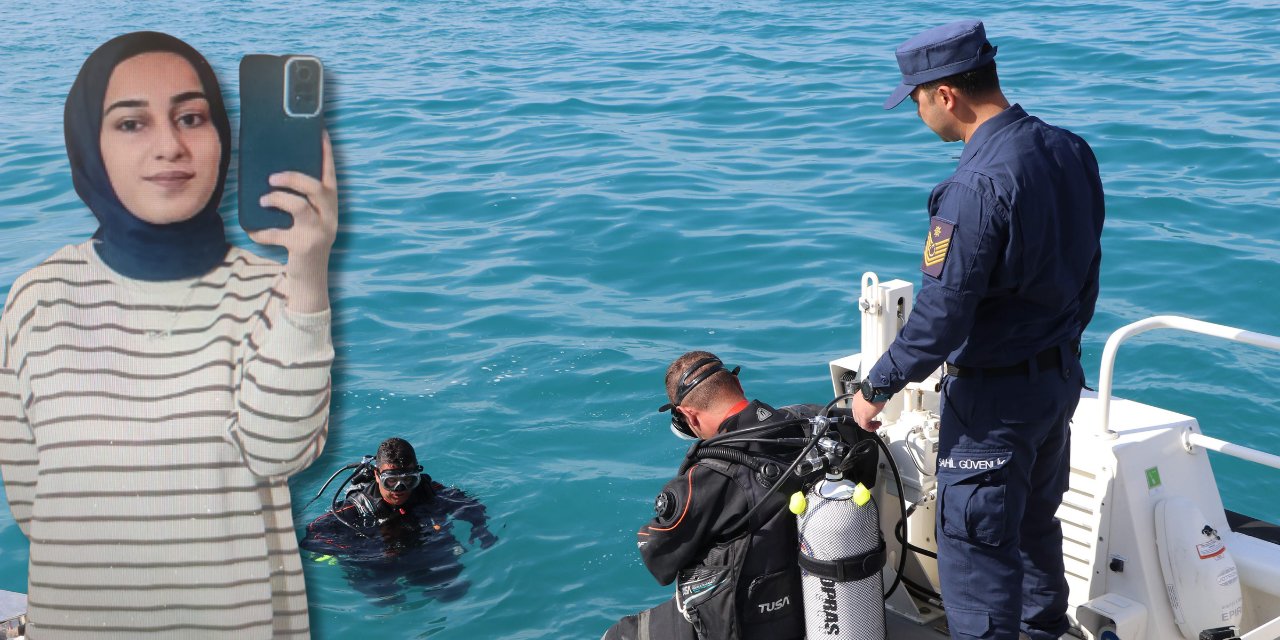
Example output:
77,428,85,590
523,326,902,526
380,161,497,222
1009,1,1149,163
840,274,1280,640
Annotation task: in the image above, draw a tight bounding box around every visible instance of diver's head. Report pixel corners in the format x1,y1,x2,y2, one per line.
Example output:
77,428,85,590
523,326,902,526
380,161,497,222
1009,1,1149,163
658,351,745,440
375,437,423,506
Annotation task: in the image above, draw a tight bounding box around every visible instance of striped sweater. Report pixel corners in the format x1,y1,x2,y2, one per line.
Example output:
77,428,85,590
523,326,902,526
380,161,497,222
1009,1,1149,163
0,242,332,639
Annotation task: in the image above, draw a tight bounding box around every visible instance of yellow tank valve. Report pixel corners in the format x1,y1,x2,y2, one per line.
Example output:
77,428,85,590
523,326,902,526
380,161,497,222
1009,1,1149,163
789,491,807,515
853,483,872,507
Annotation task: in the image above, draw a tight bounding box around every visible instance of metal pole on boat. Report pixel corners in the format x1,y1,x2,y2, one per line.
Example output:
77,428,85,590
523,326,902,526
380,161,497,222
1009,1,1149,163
1097,315,1280,438
1183,431,1280,472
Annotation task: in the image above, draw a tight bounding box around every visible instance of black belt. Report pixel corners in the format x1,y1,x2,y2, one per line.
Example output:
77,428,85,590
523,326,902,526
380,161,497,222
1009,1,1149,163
945,342,1078,379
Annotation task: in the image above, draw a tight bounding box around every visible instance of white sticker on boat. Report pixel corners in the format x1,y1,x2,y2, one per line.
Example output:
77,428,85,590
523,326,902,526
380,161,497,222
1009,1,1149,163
1196,538,1225,559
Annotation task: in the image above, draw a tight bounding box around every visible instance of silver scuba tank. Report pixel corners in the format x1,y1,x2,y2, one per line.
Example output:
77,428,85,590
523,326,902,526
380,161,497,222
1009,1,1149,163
796,473,887,640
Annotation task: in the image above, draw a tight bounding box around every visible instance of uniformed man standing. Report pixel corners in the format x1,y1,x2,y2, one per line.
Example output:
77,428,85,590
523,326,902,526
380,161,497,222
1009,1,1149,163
851,20,1105,640
603,351,806,640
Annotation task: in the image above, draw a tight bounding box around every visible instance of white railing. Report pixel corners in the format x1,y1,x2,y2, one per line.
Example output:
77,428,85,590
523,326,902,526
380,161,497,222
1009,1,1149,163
1096,315,1280,471
1240,614,1280,640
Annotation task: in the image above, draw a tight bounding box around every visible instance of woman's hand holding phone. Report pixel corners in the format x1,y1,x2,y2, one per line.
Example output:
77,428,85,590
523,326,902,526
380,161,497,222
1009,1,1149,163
248,130,338,314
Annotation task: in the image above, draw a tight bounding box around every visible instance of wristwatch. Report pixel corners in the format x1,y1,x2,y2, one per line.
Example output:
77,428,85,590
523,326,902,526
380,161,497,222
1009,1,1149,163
859,377,893,403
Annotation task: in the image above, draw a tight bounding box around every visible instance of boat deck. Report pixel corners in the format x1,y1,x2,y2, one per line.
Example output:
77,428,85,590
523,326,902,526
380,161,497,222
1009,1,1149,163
887,611,951,638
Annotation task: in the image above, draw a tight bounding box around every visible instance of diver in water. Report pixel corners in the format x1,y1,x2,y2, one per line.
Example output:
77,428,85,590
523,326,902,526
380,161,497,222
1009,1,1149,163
300,437,497,604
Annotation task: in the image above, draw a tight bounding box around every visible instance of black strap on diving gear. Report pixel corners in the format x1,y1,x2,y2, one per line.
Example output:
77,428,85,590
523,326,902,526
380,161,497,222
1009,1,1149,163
797,538,887,583
376,465,424,493
659,357,741,411
677,416,811,476
658,357,741,439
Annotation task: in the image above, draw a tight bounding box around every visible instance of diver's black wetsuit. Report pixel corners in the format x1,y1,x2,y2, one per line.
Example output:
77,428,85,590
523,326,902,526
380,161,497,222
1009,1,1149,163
301,473,496,604
605,400,809,640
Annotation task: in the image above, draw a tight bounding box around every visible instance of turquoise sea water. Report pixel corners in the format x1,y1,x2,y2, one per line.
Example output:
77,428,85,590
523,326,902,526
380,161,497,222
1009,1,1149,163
1,1,1278,637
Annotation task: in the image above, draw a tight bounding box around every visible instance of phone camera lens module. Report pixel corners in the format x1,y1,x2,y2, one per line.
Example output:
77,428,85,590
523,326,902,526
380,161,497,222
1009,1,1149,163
283,58,322,117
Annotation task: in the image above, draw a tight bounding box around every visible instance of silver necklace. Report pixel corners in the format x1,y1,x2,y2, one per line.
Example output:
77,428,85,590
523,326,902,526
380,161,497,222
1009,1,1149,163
145,279,204,341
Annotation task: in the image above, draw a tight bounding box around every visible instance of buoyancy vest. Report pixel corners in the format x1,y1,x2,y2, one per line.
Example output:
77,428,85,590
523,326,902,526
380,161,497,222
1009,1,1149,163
674,403,807,640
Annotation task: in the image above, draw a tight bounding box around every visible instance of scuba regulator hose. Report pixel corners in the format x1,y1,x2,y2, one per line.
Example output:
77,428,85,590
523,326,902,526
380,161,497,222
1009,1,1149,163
304,456,377,539
685,418,813,472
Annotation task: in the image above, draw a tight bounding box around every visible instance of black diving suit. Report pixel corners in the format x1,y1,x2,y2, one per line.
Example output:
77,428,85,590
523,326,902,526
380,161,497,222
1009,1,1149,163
605,400,813,640
300,472,497,604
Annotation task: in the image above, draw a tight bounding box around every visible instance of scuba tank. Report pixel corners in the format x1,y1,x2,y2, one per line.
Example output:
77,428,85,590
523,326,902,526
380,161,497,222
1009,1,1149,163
679,405,897,640
796,473,887,639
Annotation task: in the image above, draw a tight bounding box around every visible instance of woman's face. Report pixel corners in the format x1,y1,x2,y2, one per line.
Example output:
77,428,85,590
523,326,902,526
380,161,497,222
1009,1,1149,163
99,51,221,224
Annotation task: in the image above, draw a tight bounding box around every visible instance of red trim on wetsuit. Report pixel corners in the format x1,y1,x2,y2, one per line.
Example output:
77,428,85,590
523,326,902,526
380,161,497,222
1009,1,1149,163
638,400,748,536
306,504,359,550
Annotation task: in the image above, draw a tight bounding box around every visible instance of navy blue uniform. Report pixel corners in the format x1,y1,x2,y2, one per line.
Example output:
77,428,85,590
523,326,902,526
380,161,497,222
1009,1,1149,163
866,104,1104,640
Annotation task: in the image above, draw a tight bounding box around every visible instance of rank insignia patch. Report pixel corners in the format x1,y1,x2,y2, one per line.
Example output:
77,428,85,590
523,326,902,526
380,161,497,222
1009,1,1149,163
921,218,955,278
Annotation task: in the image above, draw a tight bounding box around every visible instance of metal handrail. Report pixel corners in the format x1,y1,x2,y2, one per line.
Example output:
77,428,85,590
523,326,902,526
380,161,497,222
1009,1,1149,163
1181,432,1280,471
1098,316,1280,458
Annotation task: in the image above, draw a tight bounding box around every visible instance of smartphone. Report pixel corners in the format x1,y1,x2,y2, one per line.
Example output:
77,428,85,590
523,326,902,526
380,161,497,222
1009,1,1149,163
238,54,325,231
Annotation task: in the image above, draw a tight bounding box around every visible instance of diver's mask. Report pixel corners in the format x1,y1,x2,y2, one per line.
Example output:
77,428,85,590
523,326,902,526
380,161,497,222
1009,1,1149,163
657,357,740,440
376,465,423,493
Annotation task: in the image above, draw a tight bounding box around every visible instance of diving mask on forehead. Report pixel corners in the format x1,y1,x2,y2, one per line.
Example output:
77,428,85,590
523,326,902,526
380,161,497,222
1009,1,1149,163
658,357,741,440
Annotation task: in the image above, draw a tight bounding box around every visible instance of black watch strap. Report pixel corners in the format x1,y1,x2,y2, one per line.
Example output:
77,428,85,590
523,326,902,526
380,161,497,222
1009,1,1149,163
860,378,893,403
